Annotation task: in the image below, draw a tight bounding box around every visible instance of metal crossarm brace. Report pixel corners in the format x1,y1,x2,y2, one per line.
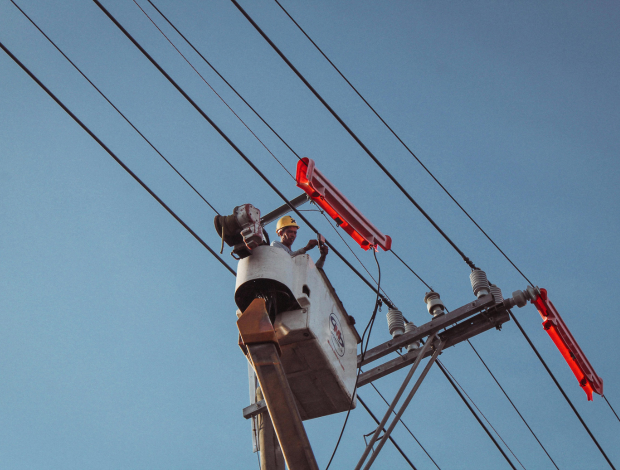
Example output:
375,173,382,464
355,338,445,470
359,294,495,367
359,308,509,387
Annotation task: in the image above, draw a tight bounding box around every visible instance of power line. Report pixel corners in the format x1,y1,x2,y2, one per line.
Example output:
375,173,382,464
133,0,295,181
509,311,616,470
93,0,397,310
441,362,527,470
88,7,615,467
357,396,417,470
437,360,517,470
326,249,382,470
230,0,478,271
147,0,304,165
467,339,560,470
603,396,620,424
389,249,433,292
9,0,221,217
138,0,404,310
273,0,534,288
0,40,236,277
369,382,441,470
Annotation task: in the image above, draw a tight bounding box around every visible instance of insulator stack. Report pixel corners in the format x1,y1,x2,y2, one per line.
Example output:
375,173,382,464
470,269,490,298
424,291,445,318
489,283,503,304
386,308,405,338
404,322,420,351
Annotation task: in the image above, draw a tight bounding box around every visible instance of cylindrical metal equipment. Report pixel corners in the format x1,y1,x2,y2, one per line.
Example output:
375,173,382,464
387,308,405,338
470,269,490,298
404,322,420,351
424,291,445,318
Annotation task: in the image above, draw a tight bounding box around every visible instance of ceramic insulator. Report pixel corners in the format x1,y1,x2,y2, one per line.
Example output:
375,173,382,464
470,269,490,298
489,283,503,303
386,308,405,338
404,322,420,351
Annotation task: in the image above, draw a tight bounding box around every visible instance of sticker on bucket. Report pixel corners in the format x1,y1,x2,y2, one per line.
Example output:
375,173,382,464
329,313,345,357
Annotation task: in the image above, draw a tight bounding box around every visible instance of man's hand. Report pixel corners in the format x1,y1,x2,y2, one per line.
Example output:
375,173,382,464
319,243,328,257
304,239,319,251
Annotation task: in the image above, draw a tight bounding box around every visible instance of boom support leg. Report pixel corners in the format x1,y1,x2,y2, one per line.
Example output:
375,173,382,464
238,298,319,470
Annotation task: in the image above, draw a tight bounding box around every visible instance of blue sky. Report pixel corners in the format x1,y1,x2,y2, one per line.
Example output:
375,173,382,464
1,1,619,468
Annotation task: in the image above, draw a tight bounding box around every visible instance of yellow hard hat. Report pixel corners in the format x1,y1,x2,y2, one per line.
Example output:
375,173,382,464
276,215,300,233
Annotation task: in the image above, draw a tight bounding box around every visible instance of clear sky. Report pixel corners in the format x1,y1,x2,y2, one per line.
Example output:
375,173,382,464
1,1,619,469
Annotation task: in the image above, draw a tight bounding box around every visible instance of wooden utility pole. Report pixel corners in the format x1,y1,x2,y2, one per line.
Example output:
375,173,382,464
256,387,285,470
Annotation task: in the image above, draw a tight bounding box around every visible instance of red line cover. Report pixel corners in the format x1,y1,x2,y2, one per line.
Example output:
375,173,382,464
533,288,603,401
296,158,392,251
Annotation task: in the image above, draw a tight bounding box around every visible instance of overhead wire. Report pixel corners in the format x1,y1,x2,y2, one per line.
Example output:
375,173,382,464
437,360,518,470
369,382,441,470
230,0,478,271
9,0,221,217
270,4,618,460
65,3,613,467
467,339,560,470
272,0,534,288
132,0,295,181
147,0,305,165
441,361,527,470
0,40,236,277
603,396,620,423
93,0,397,310
509,311,616,470
325,249,382,470
357,396,417,470
137,0,426,314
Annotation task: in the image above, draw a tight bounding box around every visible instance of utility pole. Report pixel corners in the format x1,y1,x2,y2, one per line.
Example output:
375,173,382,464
256,387,285,470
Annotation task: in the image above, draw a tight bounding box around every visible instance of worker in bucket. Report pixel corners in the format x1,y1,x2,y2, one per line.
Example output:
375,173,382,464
272,216,328,267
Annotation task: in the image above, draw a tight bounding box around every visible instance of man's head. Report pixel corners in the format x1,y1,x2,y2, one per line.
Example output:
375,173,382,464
276,216,300,248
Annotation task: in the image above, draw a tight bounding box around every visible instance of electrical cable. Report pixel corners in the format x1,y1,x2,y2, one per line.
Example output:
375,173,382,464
230,0,478,271
389,249,433,292
603,396,620,423
357,395,417,470
467,339,561,470
93,0,396,309
132,0,295,181
318,207,395,308
147,0,304,165
0,40,236,277
437,360,517,470
9,0,221,217
325,249,382,470
137,0,410,311
509,311,616,470
273,0,534,287
441,362,527,470
369,382,441,470
253,6,617,461
88,7,614,466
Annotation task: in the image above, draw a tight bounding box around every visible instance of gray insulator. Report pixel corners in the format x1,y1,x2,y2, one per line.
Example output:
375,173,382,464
511,290,528,308
510,286,540,308
424,291,445,317
404,322,420,351
470,269,490,298
387,308,405,338
489,283,503,304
